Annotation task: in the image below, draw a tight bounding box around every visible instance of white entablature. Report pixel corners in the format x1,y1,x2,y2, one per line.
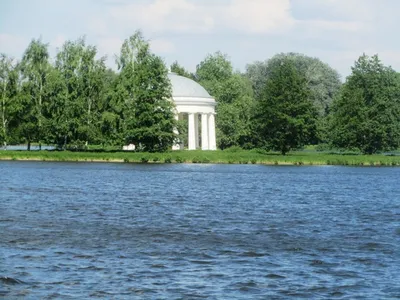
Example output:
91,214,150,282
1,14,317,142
168,72,217,150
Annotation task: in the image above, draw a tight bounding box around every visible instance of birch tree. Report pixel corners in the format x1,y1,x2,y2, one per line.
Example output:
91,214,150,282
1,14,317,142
0,54,18,148
20,39,51,150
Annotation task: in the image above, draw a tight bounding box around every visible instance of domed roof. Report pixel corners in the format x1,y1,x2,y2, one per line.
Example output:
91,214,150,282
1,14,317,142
168,72,213,99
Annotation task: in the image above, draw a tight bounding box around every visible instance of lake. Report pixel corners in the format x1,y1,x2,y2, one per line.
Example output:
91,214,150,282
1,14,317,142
0,162,399,299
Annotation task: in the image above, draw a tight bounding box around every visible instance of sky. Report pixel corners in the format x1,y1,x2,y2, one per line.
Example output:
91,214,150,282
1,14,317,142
1,0,400,79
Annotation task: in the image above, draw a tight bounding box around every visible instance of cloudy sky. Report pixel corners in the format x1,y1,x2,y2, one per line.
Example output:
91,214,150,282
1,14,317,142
1,0,399,78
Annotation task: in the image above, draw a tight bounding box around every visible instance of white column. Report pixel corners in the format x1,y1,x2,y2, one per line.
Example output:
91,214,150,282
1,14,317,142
208,113,216,150
194,114,199,149
172,113,180,150
201,113,209,150
188,113,196,150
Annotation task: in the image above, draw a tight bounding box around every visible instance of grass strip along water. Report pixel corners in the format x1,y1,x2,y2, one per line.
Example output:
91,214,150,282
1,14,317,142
1,149,400,166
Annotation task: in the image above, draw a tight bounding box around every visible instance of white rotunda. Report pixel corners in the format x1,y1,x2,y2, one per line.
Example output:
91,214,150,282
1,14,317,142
168,72,216,150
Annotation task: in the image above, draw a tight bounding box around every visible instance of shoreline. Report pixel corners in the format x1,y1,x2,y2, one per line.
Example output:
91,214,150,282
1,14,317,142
1,150,400,166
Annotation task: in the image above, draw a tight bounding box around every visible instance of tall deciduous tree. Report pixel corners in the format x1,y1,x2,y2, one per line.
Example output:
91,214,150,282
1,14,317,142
246,53,342,116
0,54,18,147
99,68,119,146
79,43,106,146
254,58,317,155
329,54,400,154
170,60,194,79
50,38,106,149
19,39,51,150
196,52,255,149
116,31,176,152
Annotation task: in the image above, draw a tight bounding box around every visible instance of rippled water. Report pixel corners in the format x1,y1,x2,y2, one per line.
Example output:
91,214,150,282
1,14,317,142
1,162,399,299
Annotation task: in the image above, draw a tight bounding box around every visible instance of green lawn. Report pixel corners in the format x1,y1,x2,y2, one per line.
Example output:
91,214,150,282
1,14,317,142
1,149,400,166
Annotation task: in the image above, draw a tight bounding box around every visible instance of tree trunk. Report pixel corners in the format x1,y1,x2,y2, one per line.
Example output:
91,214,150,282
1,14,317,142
86,95,92,148
2,83,7,148
38,81,43,151
27,141,31,151
63,135,67,150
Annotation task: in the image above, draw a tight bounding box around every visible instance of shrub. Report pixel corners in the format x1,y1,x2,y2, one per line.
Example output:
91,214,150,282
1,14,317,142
192,157,201,163
315,143,330,152
224,146,242,153
249,148,269,155
175,156,184,163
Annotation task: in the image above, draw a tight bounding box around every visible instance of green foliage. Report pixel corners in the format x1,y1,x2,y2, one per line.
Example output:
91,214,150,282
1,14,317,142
2,32,399,156
18,38,52,148
254,58,317,155
116,31,177,152
0,54,18,147
49,37,107,149
196,52,255,149
170,61,194,79
329,54,400,154
2,32,178,152
224,145,243,152
174,156,184,163
196,51,232,82
246,53,342,116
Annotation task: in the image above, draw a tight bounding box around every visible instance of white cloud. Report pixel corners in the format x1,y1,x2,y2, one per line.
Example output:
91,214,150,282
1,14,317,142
106,0,295,35
97,36,123,61
150,38,176,54
0,34,28,59
2,0,400,77
224,0,294,34
108,0,215,34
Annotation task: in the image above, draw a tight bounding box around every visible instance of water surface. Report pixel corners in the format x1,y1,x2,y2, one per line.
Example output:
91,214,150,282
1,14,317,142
1,162,399,299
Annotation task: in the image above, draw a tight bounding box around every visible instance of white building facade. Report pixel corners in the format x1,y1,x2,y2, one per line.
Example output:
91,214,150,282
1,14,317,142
168,73,217,150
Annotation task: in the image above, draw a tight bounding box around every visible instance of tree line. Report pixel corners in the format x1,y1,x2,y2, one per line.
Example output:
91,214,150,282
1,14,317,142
1,30,400,154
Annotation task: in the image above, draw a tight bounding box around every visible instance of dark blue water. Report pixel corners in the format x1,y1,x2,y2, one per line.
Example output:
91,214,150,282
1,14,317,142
0,162,399,299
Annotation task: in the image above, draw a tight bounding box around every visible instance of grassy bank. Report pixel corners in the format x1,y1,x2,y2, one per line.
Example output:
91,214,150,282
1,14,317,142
1,149,400,166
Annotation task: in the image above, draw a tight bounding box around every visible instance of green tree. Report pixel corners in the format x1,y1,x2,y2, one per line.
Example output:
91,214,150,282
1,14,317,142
0,54,18,147
215,74,255,149
246,53,342,116
99,68,120,146
112,31,148,146
196,51,232,82
116,31,177,152
79,44,106,146
170,60,194,79
329,54,400,154
50,38,106,149
19,39,51,150
43,66,68,148
254,58,317,155
196,52,255,149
